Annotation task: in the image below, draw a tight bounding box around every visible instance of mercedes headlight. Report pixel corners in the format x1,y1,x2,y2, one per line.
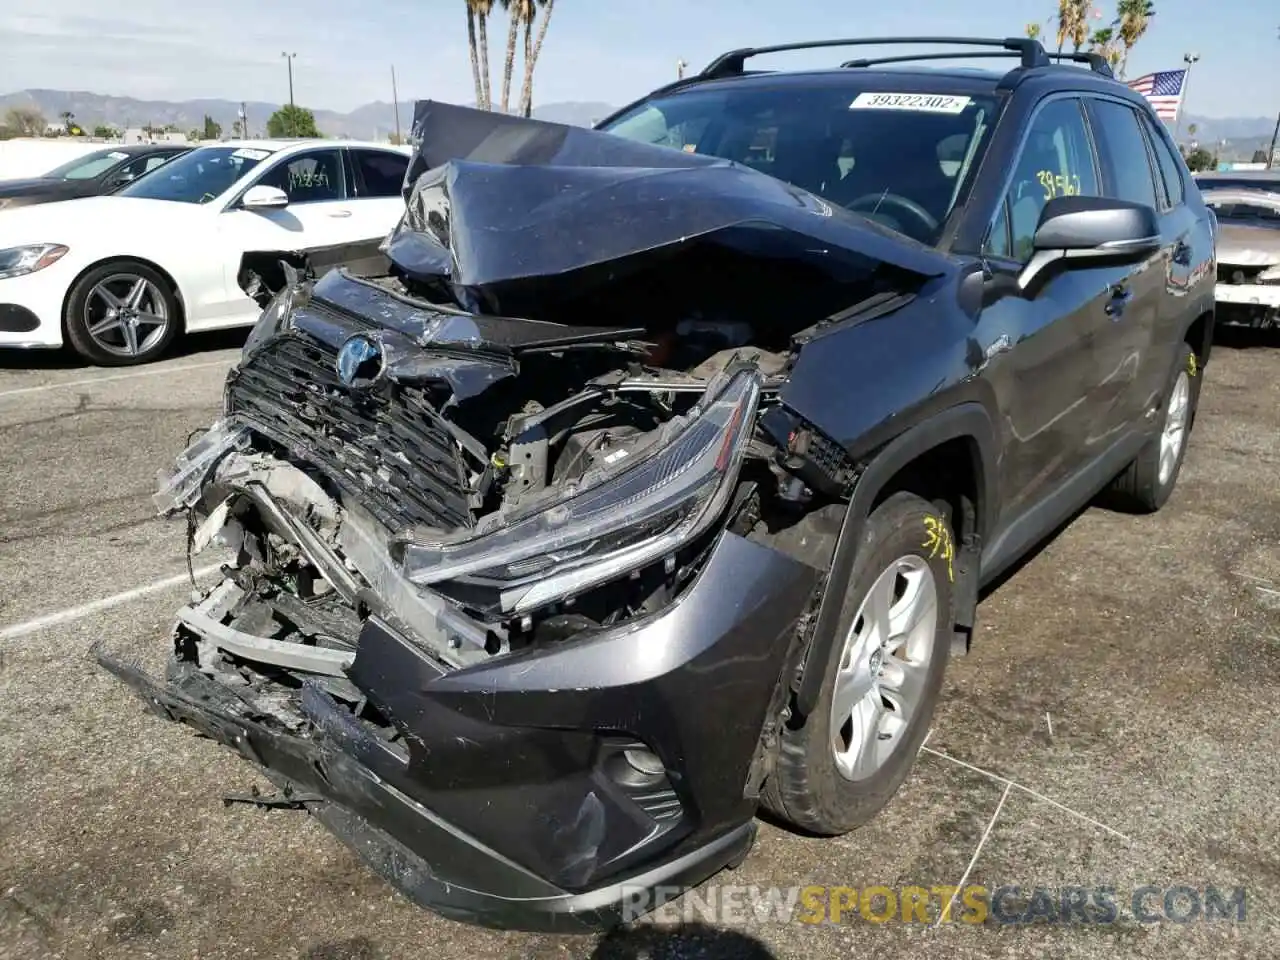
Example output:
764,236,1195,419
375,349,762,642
0,243,68,280
400,367,762,616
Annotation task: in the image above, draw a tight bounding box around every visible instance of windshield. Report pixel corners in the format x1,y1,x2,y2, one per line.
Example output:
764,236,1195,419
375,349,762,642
43,149,129,180
116,146,272,204
598,83,1000,244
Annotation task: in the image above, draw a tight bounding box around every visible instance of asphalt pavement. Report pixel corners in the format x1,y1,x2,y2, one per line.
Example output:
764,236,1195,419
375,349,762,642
1,329,1277,960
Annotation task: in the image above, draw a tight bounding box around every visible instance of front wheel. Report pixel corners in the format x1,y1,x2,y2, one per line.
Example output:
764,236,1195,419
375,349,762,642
64,260,180,366
762,491,953,835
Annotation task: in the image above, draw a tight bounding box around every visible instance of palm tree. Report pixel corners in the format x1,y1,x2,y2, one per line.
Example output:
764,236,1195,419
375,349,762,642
1087,25,1124,68
465,1,483,108
1055,0,1078,53
498,0,533,113
1115,0,1155,79
1069,1,1092,52
465,0,496,109
519,0,556,117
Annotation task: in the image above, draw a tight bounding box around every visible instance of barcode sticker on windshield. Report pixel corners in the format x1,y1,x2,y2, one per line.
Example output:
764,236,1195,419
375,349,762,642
107,151,128,160
850,93,972,114
232,148,271,161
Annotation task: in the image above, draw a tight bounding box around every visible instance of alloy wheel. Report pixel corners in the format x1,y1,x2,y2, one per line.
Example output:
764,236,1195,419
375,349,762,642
83,273,170,359
829,555,938,781
1158,370,1190,486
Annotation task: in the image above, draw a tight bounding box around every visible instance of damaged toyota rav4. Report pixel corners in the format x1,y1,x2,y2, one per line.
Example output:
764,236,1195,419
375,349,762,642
100,37,1217,930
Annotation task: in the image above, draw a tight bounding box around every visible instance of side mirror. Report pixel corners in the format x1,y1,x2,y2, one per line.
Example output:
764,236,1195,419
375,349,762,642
1018,196,1160,292
241,185,289,210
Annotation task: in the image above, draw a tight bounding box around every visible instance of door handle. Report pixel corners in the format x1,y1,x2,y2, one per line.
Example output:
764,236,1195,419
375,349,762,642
326,209,353,218
1105,284,1133,319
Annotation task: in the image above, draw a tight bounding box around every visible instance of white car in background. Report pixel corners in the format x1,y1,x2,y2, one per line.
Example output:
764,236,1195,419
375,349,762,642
0,139,412,364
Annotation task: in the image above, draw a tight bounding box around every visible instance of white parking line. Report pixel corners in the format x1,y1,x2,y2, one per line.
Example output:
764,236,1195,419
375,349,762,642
936,782,1012,926
921,745,1132,842
0,358,231,401
0,563,222,642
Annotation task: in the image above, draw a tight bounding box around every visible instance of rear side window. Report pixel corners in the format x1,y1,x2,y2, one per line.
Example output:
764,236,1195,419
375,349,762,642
1086,99,1159,210
1140,113,1185,208
999,97,1101,261
354,149,409,198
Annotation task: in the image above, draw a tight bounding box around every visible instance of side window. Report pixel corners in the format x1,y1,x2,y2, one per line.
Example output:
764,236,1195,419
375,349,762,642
1002,98,1101,261
353,149,410,198
256,149,346,204
1086,99,1159,210
1142,115,1185,207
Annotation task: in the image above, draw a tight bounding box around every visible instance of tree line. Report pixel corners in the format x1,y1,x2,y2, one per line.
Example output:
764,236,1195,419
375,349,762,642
0,105,319,141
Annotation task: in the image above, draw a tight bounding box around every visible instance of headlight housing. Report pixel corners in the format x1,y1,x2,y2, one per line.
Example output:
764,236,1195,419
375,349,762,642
0,243,68,280
241,280,297,360
400,367,762,616
1258,264,1280,284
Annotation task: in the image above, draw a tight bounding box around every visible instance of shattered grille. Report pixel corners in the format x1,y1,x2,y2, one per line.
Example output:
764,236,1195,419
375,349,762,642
227,335,473,533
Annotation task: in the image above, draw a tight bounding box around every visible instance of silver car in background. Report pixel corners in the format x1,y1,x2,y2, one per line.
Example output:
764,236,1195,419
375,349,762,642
1202,187,1280,329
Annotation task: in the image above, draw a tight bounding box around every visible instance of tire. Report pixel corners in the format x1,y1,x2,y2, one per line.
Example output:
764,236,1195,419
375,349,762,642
1103,342,1200,514
762,491,953,835
64,260,180,366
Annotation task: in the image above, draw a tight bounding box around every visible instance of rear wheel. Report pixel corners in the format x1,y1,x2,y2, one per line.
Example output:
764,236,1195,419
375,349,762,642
1103,342,1200,513
762,492,953,835
64,260,179,366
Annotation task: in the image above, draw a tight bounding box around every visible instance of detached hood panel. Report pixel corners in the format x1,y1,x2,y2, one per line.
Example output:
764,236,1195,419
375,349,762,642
1216,224,1280,268
388,101,952,317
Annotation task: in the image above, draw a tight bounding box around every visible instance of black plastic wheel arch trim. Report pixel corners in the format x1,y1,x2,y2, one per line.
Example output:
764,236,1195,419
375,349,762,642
792,402,998,717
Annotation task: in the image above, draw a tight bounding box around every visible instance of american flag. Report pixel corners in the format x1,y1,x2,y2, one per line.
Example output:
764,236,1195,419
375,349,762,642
1126,69,1188,121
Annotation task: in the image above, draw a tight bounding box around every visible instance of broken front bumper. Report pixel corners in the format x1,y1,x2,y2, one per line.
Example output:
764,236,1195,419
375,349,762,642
1214,282,1280,327
99,530,817,931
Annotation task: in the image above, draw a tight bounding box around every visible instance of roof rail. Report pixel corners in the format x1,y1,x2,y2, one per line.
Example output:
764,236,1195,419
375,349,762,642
839,48,1117,82
1045,51,1115,78
700,37,1051,79
841,51,1026,69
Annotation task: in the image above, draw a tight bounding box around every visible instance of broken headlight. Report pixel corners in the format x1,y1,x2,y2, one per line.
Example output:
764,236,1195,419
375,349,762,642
400,367,762,616
241,276,299,360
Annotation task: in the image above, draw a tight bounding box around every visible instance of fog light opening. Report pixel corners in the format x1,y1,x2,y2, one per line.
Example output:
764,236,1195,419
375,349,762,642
623,747,665,778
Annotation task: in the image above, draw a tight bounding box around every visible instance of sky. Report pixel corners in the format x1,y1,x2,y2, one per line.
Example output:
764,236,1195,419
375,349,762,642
0,1,1276,119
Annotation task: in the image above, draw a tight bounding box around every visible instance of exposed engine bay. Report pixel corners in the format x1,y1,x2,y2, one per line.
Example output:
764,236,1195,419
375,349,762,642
143,100,943,737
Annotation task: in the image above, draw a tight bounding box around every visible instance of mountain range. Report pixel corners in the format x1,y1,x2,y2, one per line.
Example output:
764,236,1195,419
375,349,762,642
2,89,1275,155
0,89,618,138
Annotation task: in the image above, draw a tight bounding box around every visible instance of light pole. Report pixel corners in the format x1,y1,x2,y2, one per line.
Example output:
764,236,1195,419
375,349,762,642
676,58,688,79
1174,51,1199,146
390,64,401,144
281,52,297,135
1270,28,1279,169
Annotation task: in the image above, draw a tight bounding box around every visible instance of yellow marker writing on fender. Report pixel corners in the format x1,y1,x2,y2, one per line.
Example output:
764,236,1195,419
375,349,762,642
921,516,955,583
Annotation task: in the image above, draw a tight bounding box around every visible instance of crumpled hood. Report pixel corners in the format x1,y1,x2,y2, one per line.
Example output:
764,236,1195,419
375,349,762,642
1216,224,1280,268
387,100,953,316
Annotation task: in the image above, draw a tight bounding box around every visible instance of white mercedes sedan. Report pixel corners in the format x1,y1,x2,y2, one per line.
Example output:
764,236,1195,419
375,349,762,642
0,139,412,365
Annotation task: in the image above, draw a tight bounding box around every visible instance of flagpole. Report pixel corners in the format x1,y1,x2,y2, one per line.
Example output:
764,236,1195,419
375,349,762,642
1174,52,1199,146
